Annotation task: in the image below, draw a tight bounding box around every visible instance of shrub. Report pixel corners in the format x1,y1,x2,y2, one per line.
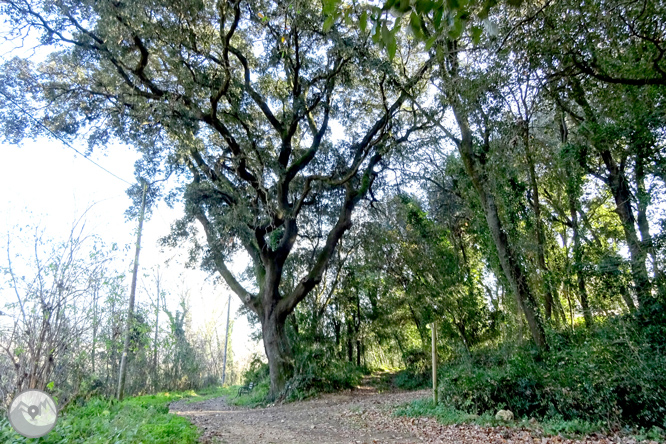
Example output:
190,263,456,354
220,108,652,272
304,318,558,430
393,368,431,390
284,343,368,401
435,315,666,429
241,354,270,386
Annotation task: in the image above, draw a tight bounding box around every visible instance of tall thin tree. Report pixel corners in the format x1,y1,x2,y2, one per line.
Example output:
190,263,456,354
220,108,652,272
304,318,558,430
117,179,148,400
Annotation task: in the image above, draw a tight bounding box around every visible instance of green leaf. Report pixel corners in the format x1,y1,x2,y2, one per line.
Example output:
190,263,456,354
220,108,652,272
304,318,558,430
425,35,438,50
322,0,338,15
478,5,490,20
388,35,397,59
433,6,444,29
381,23,392,47
360,10,368,32
372,26,382,43
448,15,464,39
344,9,352,26
396,0,411,13
470,25,482,45
410,12,424,40
383,0,398,11
415,0,435,14
323,15,335,32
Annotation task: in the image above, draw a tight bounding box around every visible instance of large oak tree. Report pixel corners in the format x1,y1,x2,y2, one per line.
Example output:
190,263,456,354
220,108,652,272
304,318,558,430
1,0,431,397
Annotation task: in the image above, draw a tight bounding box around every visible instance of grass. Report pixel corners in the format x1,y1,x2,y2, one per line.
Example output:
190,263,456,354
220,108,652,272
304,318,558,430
229,380,270,407
394,397,666,442
0,385,246,444
179,385,238,404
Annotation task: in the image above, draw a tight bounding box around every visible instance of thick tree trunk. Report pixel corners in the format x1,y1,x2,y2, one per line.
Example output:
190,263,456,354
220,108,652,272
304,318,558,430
603,154,651,307
449,106,548,350
262,310,292,400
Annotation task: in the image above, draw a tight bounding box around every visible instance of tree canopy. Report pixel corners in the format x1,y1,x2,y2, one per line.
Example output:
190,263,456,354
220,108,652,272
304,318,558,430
1,0,665,406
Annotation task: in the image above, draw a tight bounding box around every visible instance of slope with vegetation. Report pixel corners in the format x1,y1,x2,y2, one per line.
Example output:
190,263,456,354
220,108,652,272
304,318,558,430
0,0,665,441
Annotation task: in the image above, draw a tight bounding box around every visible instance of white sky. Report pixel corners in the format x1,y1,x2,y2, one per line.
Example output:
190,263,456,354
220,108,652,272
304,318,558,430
0,137,261,363
0,11,267,368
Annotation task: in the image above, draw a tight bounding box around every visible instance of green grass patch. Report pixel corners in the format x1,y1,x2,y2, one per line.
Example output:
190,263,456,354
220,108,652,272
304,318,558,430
228,380,270,407
181,385,239,404
394,398,665,441
0,387,240,443
395,398,488,425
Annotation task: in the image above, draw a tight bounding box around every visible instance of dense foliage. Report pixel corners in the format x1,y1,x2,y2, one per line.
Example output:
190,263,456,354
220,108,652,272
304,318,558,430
1,0,665,436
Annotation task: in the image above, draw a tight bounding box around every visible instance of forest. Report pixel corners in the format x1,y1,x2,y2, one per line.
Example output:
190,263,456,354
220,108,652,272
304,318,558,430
1,0,665,442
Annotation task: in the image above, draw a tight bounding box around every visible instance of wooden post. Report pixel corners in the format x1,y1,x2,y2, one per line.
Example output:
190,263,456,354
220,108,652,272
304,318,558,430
431,321,438,405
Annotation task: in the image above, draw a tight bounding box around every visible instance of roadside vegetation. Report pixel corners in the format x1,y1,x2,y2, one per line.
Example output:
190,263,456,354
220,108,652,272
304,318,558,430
0,391,203,444
1,0,666,442
395,311,666,440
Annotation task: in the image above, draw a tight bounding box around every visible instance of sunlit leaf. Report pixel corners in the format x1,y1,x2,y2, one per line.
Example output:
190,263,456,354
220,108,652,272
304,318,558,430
360,10,368,32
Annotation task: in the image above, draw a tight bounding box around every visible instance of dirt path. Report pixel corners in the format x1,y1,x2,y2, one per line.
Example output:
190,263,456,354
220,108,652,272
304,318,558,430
170,384,653,444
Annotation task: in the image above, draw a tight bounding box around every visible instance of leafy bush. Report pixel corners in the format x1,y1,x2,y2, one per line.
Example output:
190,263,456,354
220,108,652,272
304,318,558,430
435,315,666,429
394,399,611,438
284,343,368,401
230,379,270,407
402,348,430,373
395,398,486,425
393,368,431,390
242,354,270,386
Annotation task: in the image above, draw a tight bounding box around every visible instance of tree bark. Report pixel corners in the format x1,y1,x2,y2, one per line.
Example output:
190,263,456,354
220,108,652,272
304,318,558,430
221,293,231,385
521,121,556,322
347,322,354,363
438,40,548,350
152,270,160,391
117,180,147,401
568,80,652,308
449,105,548,350
604,153,652,307
569,193,593,328
635,143,665,297
262,309,291,399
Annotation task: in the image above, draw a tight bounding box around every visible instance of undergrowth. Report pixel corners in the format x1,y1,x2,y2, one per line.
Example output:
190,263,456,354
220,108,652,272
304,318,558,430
395,399,665,441
235,345,371,403
0,385,250,443
0,391,201,444
394,309,666,441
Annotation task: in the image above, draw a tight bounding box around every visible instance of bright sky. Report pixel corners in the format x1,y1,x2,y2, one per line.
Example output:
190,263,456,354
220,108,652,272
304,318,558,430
0,137,262,364
0,10,266,370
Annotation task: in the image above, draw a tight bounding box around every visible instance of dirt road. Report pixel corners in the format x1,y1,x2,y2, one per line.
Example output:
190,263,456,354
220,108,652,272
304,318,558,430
170,385,651,444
